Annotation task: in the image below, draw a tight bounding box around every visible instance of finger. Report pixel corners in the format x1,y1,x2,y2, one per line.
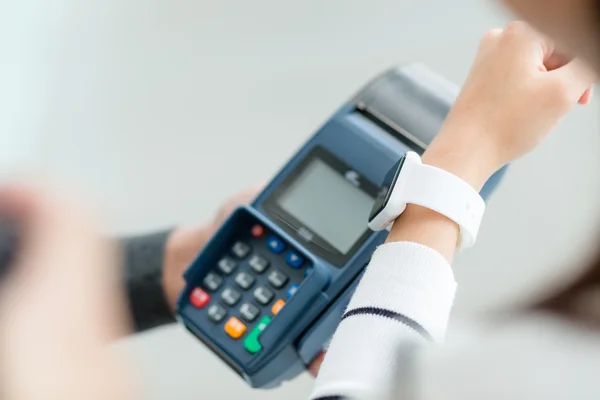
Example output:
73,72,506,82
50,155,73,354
528,27,555,66
215,184,266,226
0,187,75,286
0,218,19,282
479,28,503,47
544,53,569,71
579,86,594,105
0,186,101,285
241,183,265,203
307,352,326,377
475,28,503,62
488,28,503,37
0,185,128,341
539,33,555,63
502,21,554,63
550,58,598,103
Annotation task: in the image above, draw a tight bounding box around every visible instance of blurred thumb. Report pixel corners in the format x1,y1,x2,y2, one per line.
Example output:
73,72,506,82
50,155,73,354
0,185,128,341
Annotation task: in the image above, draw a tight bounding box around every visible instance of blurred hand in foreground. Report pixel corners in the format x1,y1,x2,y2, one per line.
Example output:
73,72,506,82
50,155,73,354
0,186,132,400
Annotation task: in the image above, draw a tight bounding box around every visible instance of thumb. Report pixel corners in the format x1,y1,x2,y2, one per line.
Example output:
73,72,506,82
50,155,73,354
549,58,597,104
308,352,326,377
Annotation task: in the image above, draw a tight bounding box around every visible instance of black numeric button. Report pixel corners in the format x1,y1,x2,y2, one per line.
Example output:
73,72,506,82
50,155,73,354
249,255,270,274
220,287,241,306
203,272,223,292
253,286,274,305
240,303,260,323
218,257,237,275
235,272,256,290
207,304,227,323
232,241,251,259
268,270,288,289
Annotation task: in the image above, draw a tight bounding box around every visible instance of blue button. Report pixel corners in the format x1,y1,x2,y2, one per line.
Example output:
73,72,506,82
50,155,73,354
266,235,285,254
287,284,299,298
304,267,313,278
285,251,304,269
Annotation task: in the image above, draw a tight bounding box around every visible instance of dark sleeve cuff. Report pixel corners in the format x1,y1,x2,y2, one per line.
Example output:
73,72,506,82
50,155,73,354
122,230,176,332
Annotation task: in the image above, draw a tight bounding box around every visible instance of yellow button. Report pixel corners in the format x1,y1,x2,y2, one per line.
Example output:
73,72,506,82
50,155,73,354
271,299,286,316
224,317,247,339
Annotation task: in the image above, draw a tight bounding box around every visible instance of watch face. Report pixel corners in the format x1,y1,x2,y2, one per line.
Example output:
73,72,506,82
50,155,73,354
368,154,406,223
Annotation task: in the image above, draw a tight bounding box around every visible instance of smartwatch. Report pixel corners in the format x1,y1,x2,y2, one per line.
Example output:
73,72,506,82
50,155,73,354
368,151,485,250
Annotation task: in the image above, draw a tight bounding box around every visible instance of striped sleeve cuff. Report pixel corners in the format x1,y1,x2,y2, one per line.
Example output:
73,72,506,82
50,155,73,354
310,242,456,400
345,241,456,342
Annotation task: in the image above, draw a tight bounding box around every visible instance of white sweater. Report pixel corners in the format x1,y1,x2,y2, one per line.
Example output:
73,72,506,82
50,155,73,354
310,242,600,400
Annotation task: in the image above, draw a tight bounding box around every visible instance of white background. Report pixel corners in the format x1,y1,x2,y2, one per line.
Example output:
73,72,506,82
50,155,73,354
2,0,599,399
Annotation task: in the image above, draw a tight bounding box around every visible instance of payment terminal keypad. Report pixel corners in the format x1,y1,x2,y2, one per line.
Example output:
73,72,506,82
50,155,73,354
249,255,269,274
217,258,237,275
207,304,228,323
253,286,274,305
240,303,260,323
235,272,256,290
221,287,241,306
203,273,223,292
232,242,252,259
188,222,311,355
267,270,288,289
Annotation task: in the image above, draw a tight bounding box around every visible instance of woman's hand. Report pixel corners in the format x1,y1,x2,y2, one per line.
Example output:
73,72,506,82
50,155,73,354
424,21,596,191
0,186,131,400
162,186,262,312
161,186,326,376
388,22,596,261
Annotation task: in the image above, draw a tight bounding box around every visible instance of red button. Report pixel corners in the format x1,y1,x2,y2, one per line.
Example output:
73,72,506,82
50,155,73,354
190,288,211,309
251,224,265,238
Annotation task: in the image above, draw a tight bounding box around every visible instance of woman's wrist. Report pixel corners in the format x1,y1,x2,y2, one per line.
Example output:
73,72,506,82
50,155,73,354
423,117,503,191
386,118,501,260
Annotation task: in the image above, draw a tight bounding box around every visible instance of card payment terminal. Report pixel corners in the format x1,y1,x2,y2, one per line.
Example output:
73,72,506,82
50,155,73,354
176,64,507,388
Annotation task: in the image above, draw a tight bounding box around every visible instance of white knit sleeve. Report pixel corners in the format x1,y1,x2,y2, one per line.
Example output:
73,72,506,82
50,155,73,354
310,241,456,400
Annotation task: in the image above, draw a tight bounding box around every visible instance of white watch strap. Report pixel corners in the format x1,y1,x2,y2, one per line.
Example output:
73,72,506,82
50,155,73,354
404,163,485,249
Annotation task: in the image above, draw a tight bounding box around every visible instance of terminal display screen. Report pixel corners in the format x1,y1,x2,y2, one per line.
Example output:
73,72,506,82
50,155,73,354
264,147,378,266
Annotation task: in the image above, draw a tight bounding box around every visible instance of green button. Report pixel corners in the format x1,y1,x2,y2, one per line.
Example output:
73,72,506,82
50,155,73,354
244,335,261,355
244,317,271,354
